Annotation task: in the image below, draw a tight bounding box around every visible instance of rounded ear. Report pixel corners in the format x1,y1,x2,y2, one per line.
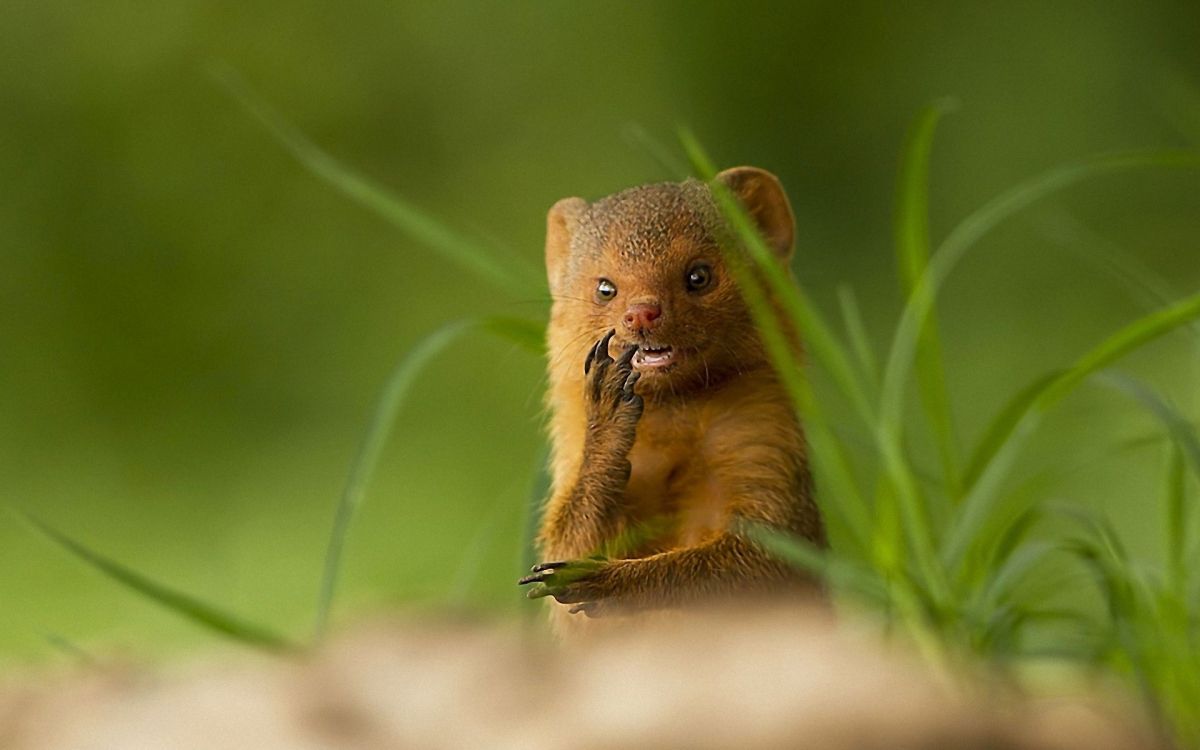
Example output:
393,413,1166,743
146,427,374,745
715,166,795,260
545,197,588,294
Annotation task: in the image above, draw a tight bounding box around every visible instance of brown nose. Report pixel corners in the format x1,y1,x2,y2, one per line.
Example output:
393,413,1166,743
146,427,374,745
623,303,662,334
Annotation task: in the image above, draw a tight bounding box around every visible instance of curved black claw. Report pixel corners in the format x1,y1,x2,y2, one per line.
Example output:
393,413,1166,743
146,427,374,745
584,330,617,375
516,558,606,601
617,342,638,368
622,368,641,401
517,560,572,586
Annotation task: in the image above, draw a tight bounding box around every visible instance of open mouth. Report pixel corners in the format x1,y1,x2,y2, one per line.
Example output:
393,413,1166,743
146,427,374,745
633,344,675,370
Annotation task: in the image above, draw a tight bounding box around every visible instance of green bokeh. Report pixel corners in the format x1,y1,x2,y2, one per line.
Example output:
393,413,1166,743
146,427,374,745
1,1,1198,662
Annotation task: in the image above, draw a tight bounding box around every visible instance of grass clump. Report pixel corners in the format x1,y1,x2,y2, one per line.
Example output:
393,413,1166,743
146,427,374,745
685,106,1200,745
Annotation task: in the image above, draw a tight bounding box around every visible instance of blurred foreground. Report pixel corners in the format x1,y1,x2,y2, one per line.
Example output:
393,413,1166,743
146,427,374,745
0,606,1157,750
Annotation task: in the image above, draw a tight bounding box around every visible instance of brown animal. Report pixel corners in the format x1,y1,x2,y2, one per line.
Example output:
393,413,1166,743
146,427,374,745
519,167,826,635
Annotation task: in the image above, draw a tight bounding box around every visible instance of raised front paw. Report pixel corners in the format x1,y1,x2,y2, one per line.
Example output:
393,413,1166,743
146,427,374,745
518,559,611,616
583,330,643,439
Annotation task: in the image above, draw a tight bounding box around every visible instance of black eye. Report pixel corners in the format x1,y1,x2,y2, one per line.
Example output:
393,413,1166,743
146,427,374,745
596,278,617,302
685,264,712,292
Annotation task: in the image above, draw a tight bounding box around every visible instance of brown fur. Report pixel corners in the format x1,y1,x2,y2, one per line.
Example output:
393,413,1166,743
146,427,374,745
527,167,826,636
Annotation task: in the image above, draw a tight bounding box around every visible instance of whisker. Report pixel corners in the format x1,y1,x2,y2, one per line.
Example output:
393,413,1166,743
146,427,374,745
498,293,597,308
522,324,608,412
546,325,609,373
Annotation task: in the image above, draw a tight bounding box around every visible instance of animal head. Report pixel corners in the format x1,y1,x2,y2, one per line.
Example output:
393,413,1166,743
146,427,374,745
545,167,795,396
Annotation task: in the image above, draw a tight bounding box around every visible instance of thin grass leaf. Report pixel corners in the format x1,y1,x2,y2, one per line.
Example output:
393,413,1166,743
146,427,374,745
678,127,875,425
885,150,1200,565
314,316,543,640
868,478,903,579
621,123,692,179
872,431,949,607
895,100,961,492
1060,507,1134,597
986,503,1043,575
43,632,98,666
696,134,954,620
679,128,808,407
448,480,521,607
953,498,1046,605
18,511,295,652
1165,444,1188,595
480,316,547,356
961,371,1061,492
944,290,1200,568
880,149,1200,462
210,63,538,297
694,157,938,600
1096,372,1200,478
678,129,876,563
805,427,873,558
1094,372,1200,601
977,540,1058,614
837,284,879,387
744,523,887,603
1035,209,1200,350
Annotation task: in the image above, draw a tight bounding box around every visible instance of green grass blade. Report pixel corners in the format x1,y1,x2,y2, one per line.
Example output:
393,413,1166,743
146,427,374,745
894,101,952,290
1094,372,1200,599
681,128,946,607
1096,372,1200,478
878,148,1199,598
480,316,547,356
448,481,520,608
678,129,874,558
1062,512,1136,623
210,64,538,297
18,511,296,653
944,291,1200,568
622,123,692,179
961,371,1061,491
314,316,543,639
837,285,879,387
895,100,961,492
745,523,887,603
1040,291,1200,406
1036,209,1200,350
805,426,873,557
43,632,99,666
1165,443,1187,596
880,149,1200,452
679,127,807,407
982,540,1058,608
679,127,875,425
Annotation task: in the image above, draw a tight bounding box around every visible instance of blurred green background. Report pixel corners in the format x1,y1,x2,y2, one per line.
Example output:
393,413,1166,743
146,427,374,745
2,1,1198,663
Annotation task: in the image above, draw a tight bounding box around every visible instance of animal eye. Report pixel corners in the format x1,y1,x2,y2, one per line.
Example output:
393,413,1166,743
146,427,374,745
685,264,712,292
596,278,617,302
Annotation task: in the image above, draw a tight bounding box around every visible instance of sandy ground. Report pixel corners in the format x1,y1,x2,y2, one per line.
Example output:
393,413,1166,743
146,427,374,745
0,606,1161,750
